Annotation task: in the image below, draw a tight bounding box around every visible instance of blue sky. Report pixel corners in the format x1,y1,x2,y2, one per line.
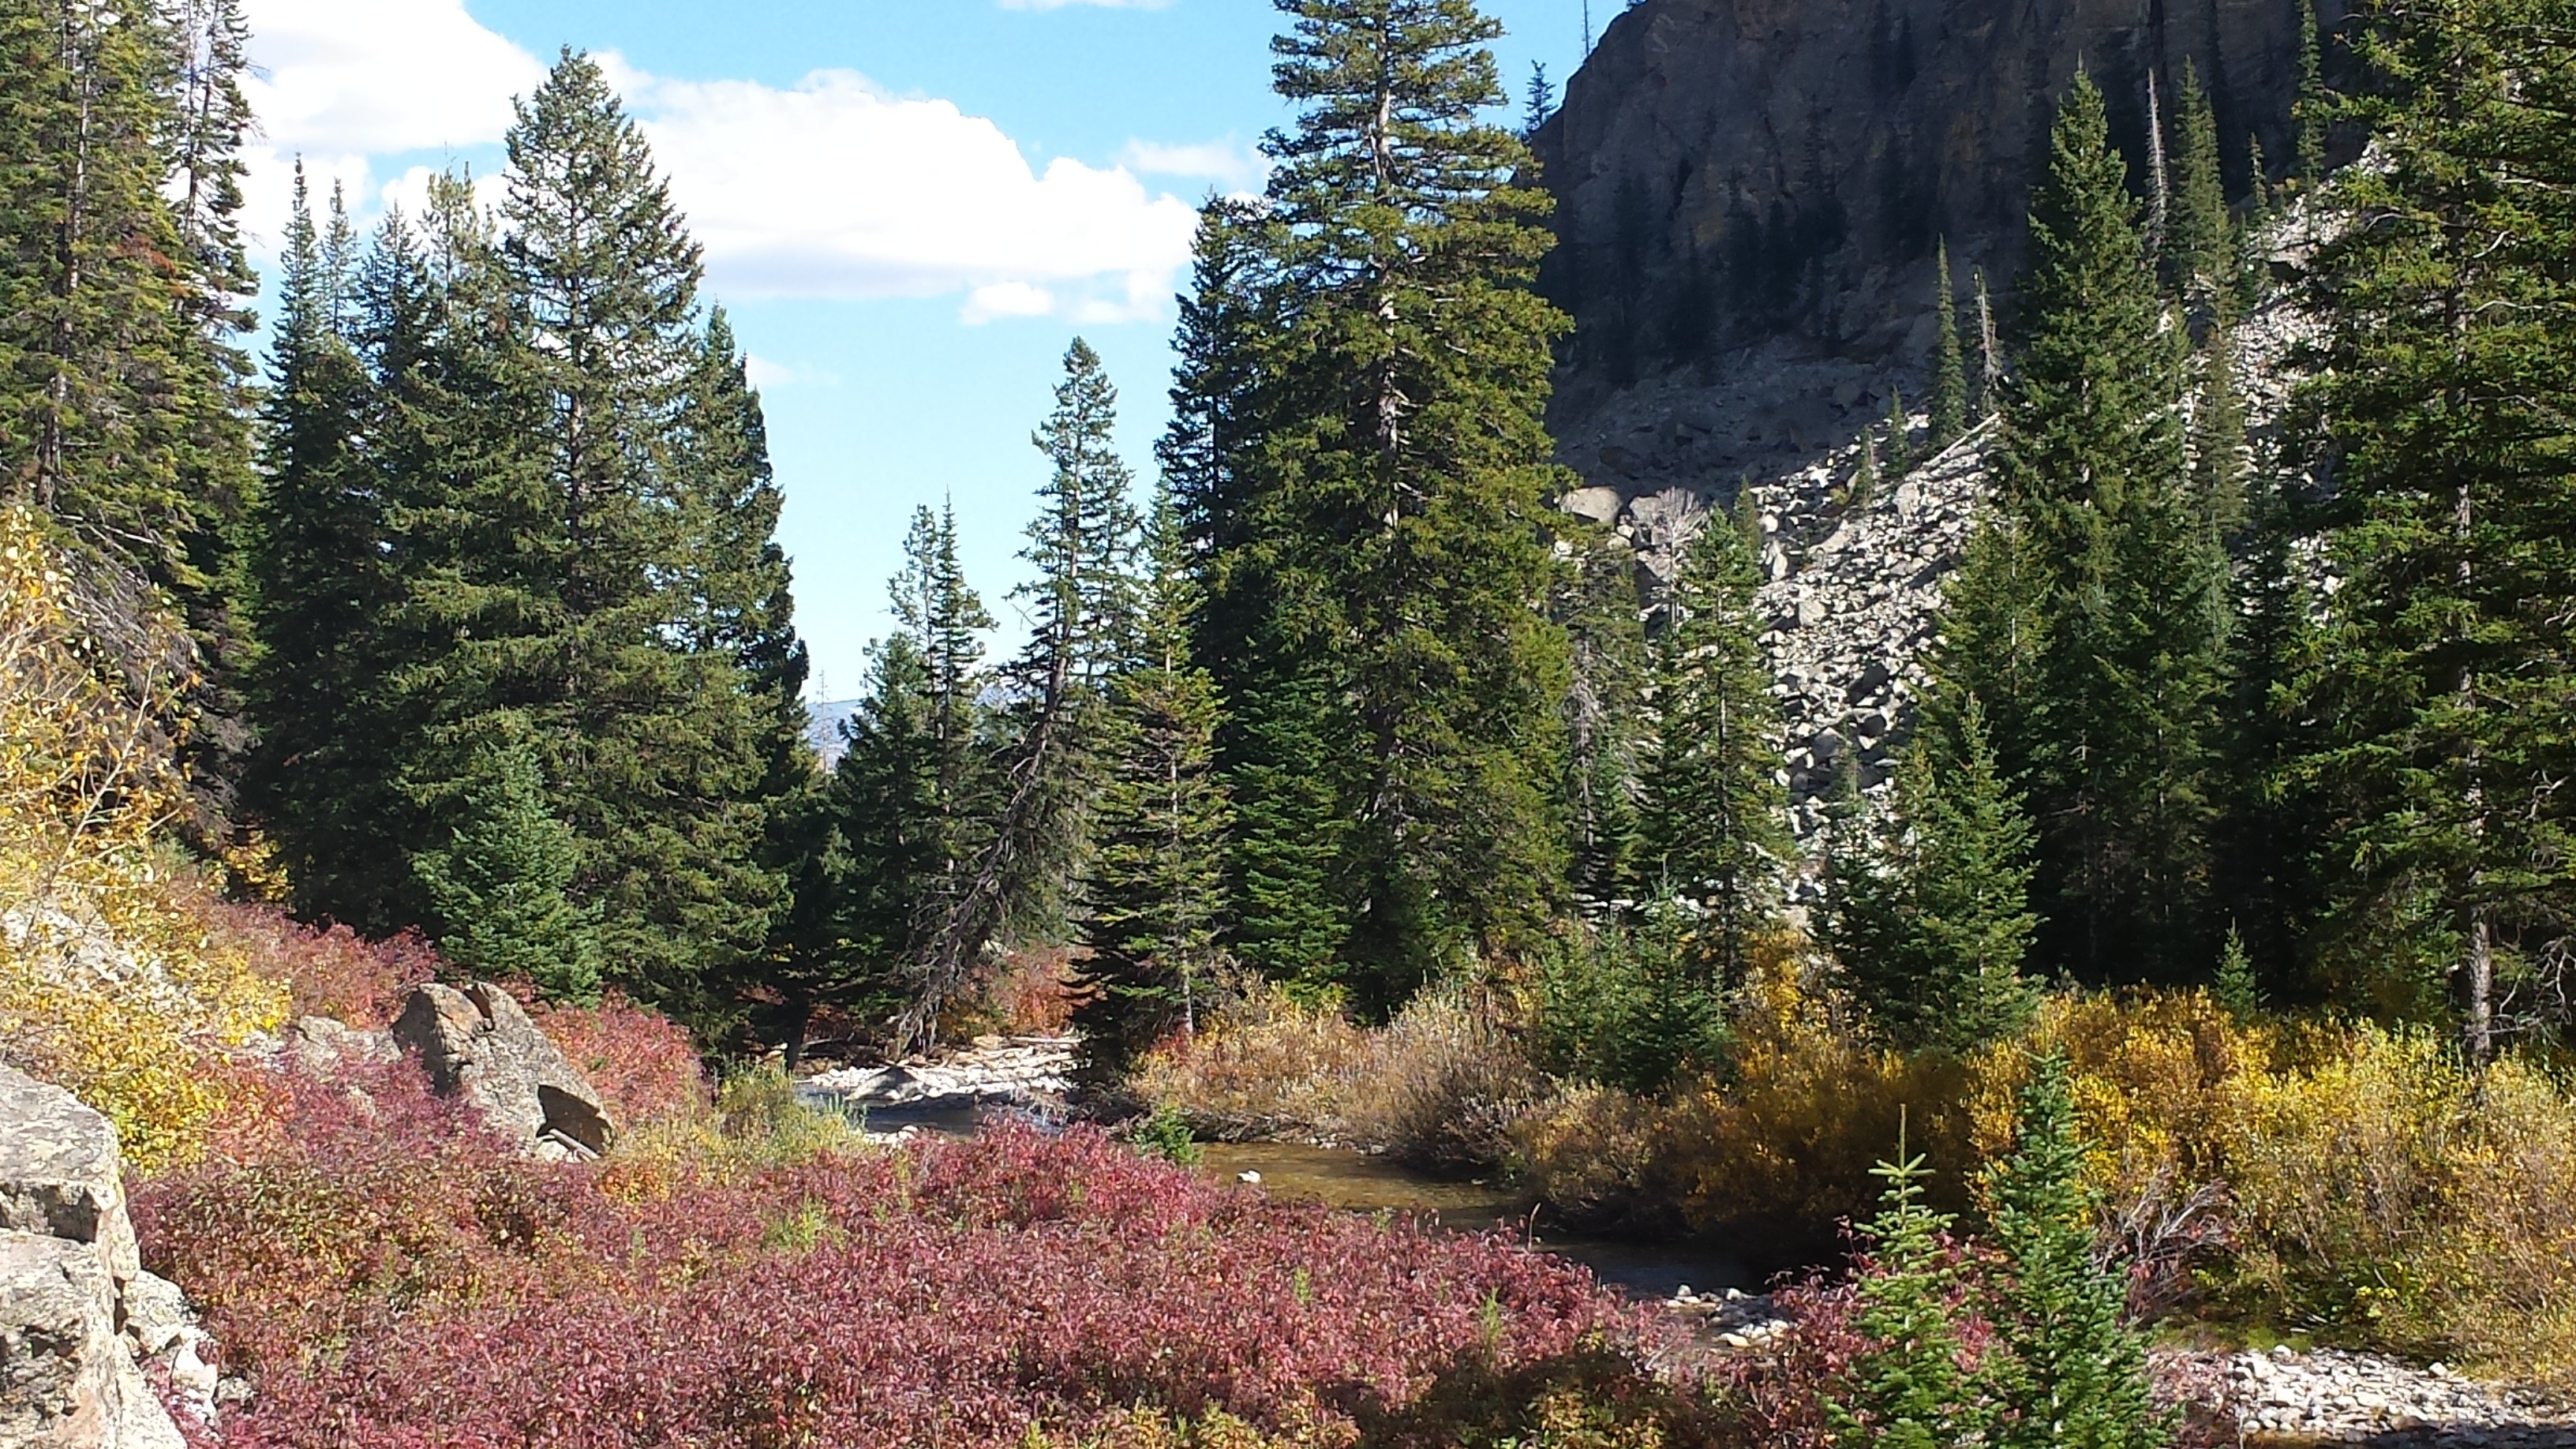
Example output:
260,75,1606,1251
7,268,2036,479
238,0,1593,700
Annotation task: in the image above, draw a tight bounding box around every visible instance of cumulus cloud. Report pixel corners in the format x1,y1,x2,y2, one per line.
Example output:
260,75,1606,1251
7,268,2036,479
615,66,1200,318
235,2,1203,321
1120,138,1270,195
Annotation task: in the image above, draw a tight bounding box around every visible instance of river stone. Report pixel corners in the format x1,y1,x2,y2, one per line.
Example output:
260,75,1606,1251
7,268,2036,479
391,983,615,1157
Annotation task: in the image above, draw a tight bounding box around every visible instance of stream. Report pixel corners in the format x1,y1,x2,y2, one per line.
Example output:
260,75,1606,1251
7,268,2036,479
797,1084,1755,1303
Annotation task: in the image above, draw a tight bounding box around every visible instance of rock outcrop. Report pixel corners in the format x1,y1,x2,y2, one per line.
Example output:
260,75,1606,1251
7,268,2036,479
0,1069,185,1449
391,983,614,1159
1533,0,2338,504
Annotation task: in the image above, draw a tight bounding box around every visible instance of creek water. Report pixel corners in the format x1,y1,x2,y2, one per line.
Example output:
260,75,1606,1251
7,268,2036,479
796,1088,1759,1302
1195,1142,1755,1302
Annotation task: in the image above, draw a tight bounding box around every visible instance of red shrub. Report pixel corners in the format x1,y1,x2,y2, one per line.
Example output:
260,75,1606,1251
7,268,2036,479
133,1080,1694,1449
519,990,710,1128
201,900,439,1028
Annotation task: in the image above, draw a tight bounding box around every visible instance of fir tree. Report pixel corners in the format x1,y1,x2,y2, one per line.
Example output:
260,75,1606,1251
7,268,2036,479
2190,322,2250,536
1559,526,1648,906
1949,74,2226,983
2213,923,2260,1022
1830,1130,1986,1449
1522,59,1554,138
1828,699,2042,1055
1075,496,1234,1070
1930,241,1968,450
1885,386,1914,477
2293,0,2576,1062
0,0,252,637
2165,61,2231,322
1636,500,1789,983
1982,1053,2167,1449
902,340,1143,1050
1852,424,1882,508
2295,0,2328,185
412,725,603,1002
1192,0,1575,1008
242,173,410,930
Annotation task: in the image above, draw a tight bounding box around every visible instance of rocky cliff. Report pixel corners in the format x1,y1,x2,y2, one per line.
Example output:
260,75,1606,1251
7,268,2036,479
1533,0,2333,496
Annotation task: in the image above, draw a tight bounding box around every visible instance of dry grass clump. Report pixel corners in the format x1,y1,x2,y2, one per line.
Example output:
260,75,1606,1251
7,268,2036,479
1131,983,1377,1141
1342,987,1547,1173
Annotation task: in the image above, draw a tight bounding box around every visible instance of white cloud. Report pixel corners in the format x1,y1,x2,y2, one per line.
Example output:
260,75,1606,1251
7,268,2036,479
1120,137,1269,195
234,4,1203,321
743,355,837,390
618,67,1201,318
243,0,545,153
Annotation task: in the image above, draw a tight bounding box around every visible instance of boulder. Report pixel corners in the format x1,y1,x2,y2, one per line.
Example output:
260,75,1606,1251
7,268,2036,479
1558,485,1626,524
391,983,615,1157
0,1069,185,1449
281,1016,397,1076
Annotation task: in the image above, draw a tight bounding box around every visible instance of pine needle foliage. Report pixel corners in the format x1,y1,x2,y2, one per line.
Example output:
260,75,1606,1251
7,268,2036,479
1830,1129,1986,1449
2293,0,2576,1062
1981,1053,2169,1449
1827,699,2042,1055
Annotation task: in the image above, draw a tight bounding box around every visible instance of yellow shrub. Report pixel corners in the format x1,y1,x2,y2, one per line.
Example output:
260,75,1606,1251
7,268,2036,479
1131,983,1377,1141
0,507,285,1170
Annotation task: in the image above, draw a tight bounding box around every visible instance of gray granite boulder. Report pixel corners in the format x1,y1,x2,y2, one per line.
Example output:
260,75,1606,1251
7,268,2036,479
0,1068,184,1449
391,983,614,1158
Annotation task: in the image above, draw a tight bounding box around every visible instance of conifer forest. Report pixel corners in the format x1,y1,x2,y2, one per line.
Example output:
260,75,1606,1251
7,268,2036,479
11,0,2576,1444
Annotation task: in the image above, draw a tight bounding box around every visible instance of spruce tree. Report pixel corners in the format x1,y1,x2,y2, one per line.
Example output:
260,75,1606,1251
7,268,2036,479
0,0,252,648
1636,500,1789,983
1830,1133,1986,1449
2213,923,2260,1022
1559,526,1648,907
242,174,410,930
1075,496,1234,1070
1193,0,1574,1009
2293,0,2576,1062
1827,699,2041,1054
2295,0,2328,186
1982,1053,2166,1449
2165,61,2231,322
412,724,603,1001
1522,59,1554,138
2189,322,2249,535
900,340,1142,1050
1947,75,2226,983
1885,386,1915,477
1930,241,1968,450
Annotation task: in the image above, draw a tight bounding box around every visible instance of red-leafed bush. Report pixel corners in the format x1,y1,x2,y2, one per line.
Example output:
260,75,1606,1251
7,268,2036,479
202,899,440,1028
519,989,710,1129
133,1069,1717,1449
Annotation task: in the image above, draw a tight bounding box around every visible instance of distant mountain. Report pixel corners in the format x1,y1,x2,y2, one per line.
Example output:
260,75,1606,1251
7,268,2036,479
807,698,863,770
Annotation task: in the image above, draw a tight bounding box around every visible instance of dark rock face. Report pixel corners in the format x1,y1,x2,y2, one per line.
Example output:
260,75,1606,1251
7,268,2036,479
1533,0,2334,498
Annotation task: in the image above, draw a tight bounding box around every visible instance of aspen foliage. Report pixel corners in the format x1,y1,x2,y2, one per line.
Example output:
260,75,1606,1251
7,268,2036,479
0,506,284,1168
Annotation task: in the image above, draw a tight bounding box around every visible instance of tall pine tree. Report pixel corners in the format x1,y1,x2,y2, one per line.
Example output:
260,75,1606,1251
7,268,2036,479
1075,495,1234,1070
1636,500,1789,983
2294,0,2576,1061
1193,0,1574,1009
1945,75,2227,983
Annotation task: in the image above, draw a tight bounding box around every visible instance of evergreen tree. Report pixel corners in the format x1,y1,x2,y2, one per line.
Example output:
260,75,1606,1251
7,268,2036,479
2213,923,2260,1022
1522,59,1554,137
2294,0,2576,1062
1828,699,2042,1054
1982,1053,2167,1449
1974,268,2003,419
412,724,603,1001
1192,0,1574,1009
900,340,1142,1050
1885,387,1914,477
2190,321,2249,535
1636,500,1788,983
1853,423,1882,507
777,508,992,1060
0,0,253,646
1930,241,1968,450
1830,1133,1986,1449
2295,0,2328,185
243,173,410,930
1946,75,2226,983
1559,526,1648,906
1075,496,1234,1070
2165,61,2231,322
